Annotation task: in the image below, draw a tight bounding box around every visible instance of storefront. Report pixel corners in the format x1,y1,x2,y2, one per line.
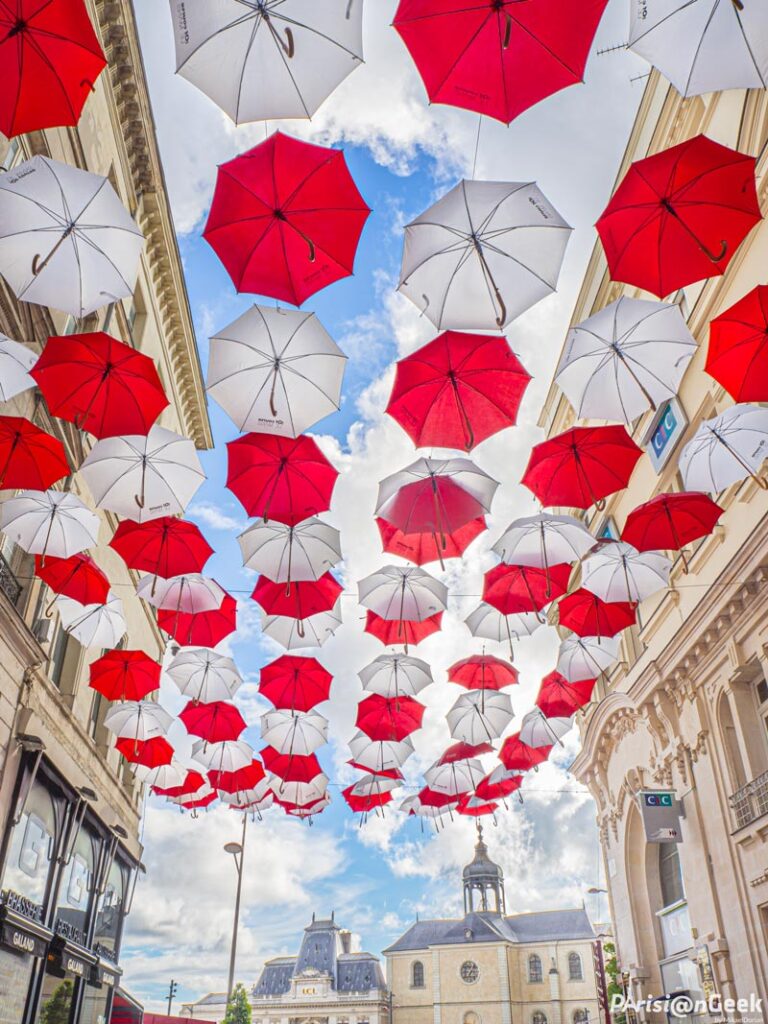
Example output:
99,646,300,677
0,753,140,1024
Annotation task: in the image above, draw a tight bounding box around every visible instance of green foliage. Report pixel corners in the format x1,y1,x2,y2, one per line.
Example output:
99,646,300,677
601,942,626,1024
223,982,252,1024
39,980,74,1024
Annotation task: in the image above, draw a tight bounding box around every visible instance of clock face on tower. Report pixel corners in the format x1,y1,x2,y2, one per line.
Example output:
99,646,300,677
460,960,480,984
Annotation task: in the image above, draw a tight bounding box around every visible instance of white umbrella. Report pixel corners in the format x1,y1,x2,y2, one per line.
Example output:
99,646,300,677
628,1,768,97
555,297,697,424
170,0,363,123
260,599,342,650
557,635,621,683
168,783,216,808
0,156,143,318
358,566,447,622
136,574,226,614
348,731,414,773
207,306,347,436
135,760,188,788
166,648,242,704
80,425,206,523
446,691,513,745
351,775,402,800
399,179,571,331
581,542,672,603
104,700,173,743
0,489,100,560
493,513,596,572
519,708,574,748
465,603,542,657
191,738,254,774
54,594,126,648
260,709,328,755
274,775,328,806
358,654,433,699
0,334,36,403
219,776,274,811
678,404,768,493
238,517,341,583
425,758,484,796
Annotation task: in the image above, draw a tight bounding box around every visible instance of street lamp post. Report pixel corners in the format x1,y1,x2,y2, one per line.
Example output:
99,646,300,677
224,813,247,1005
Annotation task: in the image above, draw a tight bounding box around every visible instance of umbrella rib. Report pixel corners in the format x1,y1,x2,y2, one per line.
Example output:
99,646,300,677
629,0,699,47
270,10,363,62
174,10,261,73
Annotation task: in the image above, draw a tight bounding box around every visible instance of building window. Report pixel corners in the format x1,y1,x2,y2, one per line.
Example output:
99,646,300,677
411,960,425,988
659,843,685,908
573,1010,589,1024
528,954,543,983
532,1013,548,1024
568,952,584,981
460,960,480,984
1,137,23,170
1,779,57,905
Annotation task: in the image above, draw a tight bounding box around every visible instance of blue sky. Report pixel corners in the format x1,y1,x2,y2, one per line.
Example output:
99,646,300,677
121,0,645,1010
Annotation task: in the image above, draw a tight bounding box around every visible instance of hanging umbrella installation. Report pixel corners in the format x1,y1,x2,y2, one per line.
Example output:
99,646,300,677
192,739,254,775
55,594,126,648
493,513,596,572
166,648,242,705
482,562,572,619
519,708,573,748
581,542,672,604
158,592,238,649
0,333,37,404
348,732,415,775
499,732,551,771
621,492,723,571
706,286,768,402
359,654,433,699
260,709,329,756
0,417,69,491
260,600,343,651
476,765,523,803
117,736,174,769
556,634,621,683
424,757,484,796
536,671,597,718
204,132,370,305
356,694,425,742
376,516,486,567
251,573,342,623
678,405,768,492
447,655,518,691
258,655,332,712
0,489,99,561
180,701,247,745
110,517,213,580
358,566,448,632
35,553,109,607
464,604,541,657
557,588,636,639
136,574,226,615
89,650,162,704
104,700,174,746
364,610,443,649
446,691,513,745
399,178,572,331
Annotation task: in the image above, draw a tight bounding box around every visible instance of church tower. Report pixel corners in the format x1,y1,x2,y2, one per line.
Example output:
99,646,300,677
462,824,507,916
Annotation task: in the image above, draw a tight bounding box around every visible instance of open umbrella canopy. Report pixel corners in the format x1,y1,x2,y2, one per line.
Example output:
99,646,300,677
446,690,513,745
457,794,498,818
117,735,174,769
358,565,448,622
556,634,621,683
356,694,425,742
192,738,254,774
386,331,530,451
536,670,596,718
180,700,247,744
678,404,768,492
464,604,541,653
522,425,643,509
0,156,143,318
260,600,343,651
0,416,69,491
499,732,551,771
203,131,370,305
166,648,242,704
343,784,395,815
207,305,347,437
35,553,109,606
158,592,237,648
448,655,518,691
555,297,697,424
0,0,106,137
348,731,414,774
258,655,332,711
597,135,761,297
273,776,329,807
0,333,36,404
260,709,328,756
376,516,486,567
493,513,596,569
104,700,173,743
110,517,213,580
80,425,206,523
706,286,768,402
365,610,443,648
438,741,494,764
55,594,126,648
89,650,161,704
227,432,339,523
519,708,573,748
425,757,484,796
207,760,266,796
145,763,200,795
557,588,635,639
359,654,433,699
238,517,341,583
170,0,363,123
252,572,342,619
416,786,459,809
399,178,571,331
261,746,322,783
628,0,768,97
0,489,99,560
393,0,609,124
32,332,168,438
137,574,226,615
581,541,672,603
476,765,523,802
482,562,571,616
172,788,218,811
621,492,723,561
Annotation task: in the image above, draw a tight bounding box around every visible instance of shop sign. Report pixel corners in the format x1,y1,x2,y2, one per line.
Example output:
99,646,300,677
639,791,682,843
0,919,49,959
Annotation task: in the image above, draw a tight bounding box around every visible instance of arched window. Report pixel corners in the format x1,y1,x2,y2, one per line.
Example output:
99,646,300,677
659,843,685,909
532,1012,548,1024
568,952,584,981
411,960,425,988
528,954,543,983
573,1010,589,1024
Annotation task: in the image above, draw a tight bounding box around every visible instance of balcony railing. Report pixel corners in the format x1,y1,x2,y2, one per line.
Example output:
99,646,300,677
730,770,768,829
0,551,22,606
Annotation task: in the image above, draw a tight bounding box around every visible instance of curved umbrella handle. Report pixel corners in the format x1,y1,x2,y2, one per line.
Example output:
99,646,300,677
731,0,744,9
503,12,512,48
283,27,295,58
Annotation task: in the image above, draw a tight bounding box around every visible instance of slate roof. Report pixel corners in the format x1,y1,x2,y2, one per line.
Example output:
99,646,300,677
383,908,594,953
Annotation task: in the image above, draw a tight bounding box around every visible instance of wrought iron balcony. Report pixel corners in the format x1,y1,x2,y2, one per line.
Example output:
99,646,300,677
0,551,22,606
730,770,768,830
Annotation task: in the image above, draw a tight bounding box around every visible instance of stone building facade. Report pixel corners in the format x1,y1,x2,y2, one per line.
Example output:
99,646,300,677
384,832,601,1024
538,75,768,1018
0,2,210,1022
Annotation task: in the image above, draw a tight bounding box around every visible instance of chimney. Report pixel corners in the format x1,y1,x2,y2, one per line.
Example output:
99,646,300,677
340,930,352,954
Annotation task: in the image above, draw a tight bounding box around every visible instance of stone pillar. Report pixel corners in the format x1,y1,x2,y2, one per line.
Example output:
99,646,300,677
498,945,512,1024
432,949,442,1024
549,950,562,1024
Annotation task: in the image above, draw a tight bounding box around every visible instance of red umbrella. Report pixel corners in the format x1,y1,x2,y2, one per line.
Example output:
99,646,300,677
597,135,761,297
116,735,174,769
204,131,370,305
342,786,394,815
259,655,332,712
110,517,213,579
262,746,321,782
179,700,247,744
356,694,425,742
89,650,161,703
251,573,342,619
438,741,494,764
393,0,608,125
536,670,596,718
157,592,237,647
482,563,571,617
557,588,635,639
456,794,498,818
0,0,107,138
417,786,458,808
35,553,109,606
476,770,522,802
365,610,443,647
152,769,207,799
448,654,518,691
31,332,168,438
706,286,768,402
0,416,69,490
522,425,643,510
376,516,485,566
499,732,551,771
386,331,530,450
227,433,338,523
347,760,404,781
621,492,723,572
208,759,265,794
179,791,217,811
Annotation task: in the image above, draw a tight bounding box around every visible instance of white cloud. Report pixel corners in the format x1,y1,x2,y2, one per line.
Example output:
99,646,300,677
188,500,245,533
